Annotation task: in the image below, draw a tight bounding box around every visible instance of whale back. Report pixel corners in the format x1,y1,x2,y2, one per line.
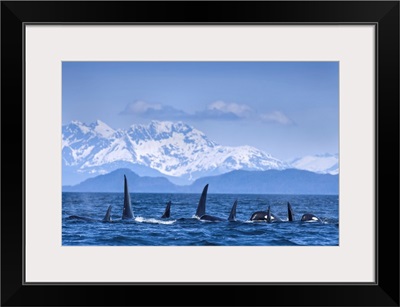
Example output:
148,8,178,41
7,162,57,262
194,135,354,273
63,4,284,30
200,214,225,222
122,175,134,219
195,184,208,217
301,213,320,222
250,211,268,221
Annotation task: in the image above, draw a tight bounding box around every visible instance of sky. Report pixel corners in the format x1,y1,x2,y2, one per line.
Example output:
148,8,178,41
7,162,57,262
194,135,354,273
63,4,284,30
62,61,338,161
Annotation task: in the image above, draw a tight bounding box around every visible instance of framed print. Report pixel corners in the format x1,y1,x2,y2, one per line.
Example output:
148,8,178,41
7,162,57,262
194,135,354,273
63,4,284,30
1,1,399,306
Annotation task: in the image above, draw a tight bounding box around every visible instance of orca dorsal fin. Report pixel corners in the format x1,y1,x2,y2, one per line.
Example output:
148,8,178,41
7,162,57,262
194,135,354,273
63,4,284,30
195,184,208,217
122,175,134,219
228,199,238,221
266,205,272,223
287,202,294,221
161,201,171,218
102,205,112,222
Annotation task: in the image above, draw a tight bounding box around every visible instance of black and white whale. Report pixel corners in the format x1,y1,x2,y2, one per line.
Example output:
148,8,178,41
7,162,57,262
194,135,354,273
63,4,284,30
301,213,322,222
250,202,294,222
195,184,238,222
161,201,172,218
122,174,134,220
249,205,281,222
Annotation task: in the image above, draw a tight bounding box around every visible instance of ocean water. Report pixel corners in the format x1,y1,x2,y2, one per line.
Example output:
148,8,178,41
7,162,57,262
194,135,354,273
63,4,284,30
62,192,339,246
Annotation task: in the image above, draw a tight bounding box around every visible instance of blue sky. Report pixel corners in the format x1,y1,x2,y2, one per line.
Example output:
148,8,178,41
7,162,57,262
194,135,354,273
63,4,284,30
62,62,338,161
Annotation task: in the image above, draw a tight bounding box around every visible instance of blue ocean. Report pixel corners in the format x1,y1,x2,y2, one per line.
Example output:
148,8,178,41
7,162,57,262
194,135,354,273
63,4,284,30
62,192,339,246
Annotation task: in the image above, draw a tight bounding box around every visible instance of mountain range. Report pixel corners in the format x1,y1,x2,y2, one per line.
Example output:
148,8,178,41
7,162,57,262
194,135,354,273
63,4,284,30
63,168,339,194
62,120,338,186
289,153,339,175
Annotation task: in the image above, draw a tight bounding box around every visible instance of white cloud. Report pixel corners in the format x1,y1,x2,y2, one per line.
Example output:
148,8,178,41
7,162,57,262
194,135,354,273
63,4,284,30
260,111,293,125
120,101,187,120
122,101,162,114
207,101,252,118
121,100,293,125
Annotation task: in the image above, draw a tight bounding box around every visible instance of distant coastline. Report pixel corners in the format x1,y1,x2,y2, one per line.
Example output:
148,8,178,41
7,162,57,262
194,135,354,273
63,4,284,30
62,168,339,195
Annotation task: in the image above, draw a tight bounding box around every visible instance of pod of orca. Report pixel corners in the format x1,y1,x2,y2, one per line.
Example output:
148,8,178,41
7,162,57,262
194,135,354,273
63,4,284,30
68,175,323,223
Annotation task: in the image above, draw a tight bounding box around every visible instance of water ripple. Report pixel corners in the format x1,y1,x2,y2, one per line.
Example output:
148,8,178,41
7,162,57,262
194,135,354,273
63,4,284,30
62,192,339,246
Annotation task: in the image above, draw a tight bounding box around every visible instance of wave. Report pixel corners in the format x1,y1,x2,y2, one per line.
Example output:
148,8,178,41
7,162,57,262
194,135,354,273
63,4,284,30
134,216,176,225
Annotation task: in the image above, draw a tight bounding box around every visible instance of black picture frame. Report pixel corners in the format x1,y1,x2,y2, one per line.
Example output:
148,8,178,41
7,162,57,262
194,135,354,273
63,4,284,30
1,1,399,306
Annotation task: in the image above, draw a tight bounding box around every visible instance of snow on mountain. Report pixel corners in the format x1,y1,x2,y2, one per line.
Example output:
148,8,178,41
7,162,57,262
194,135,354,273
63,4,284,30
290,153,339,175
62,120,288,184
62,120,118,167
92,120,116,138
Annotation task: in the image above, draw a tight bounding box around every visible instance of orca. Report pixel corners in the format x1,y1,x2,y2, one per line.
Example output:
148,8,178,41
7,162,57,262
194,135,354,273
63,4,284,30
161,201,172,218
250,205,281,222
195,184,238,222
228,199,238,222
301,213,322,222
195,184,208,218
287,202,295,221
198,214,225,222
67,175,132,222
67,204,112,223
122,174,134,219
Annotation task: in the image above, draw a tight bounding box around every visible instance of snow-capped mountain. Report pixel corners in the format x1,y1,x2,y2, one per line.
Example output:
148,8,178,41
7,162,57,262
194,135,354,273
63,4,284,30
289,153,339,175
62,120,288,185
